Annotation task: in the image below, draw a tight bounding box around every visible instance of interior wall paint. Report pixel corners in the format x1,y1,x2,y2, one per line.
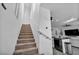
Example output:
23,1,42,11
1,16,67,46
30,3,40,51
24,3,31,24
39,7,52,40
39,7,53,55
20,3,25,24
78,4,79,17
24,9,30,24
21,3,31,24
0,3,22,55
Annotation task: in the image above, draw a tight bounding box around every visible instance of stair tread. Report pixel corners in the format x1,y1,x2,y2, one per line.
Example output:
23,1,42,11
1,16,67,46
18,38,34,41
20,33,33,34
19,36,33,37
17,39,35,44
18,35,34,38
21,31,32,33
20,33,32,34
17,42,35,46
18,38,34,39
15,47,37,53
19,35,33,36
19,37,33,38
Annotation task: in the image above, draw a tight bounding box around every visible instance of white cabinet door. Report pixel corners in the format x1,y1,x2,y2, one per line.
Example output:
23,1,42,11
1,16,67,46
39,7,53,55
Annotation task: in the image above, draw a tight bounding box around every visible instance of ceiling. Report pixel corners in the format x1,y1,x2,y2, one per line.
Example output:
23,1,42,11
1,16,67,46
40,3,79,27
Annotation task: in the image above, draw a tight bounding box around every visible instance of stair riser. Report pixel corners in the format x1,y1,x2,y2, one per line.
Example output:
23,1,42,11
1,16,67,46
21,27,31,28
21,27,31,29
19,35,33,37
20,32,33,34
20,30,32,32
17,40,35,43
19,33,33,35
18,35,34,39
18,37,34,39
14,49,38,55
21,31,32,33
15,44,36,50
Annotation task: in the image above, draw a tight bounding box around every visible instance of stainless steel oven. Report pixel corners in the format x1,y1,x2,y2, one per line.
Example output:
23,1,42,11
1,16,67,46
54,37,72,54
54,38,63,52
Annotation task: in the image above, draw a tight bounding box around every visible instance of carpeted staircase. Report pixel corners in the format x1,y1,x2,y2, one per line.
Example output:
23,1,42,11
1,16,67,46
14,24,38,55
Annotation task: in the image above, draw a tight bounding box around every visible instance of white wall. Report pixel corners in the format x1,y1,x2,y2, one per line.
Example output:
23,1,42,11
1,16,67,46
39,7,52,38
21,3,31,24
0,3,22,55
39,7,53,55
30,3,40,50
24,9,30,24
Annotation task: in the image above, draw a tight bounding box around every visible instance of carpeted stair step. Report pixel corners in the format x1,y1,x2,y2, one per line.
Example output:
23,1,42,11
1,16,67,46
19,34,33,37
19,33,33,35
15,42,36,50
17,38,35,43
18,35,34,39
14,47,38,55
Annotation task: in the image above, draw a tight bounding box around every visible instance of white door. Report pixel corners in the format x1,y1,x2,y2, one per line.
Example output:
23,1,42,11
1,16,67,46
39,7,53,55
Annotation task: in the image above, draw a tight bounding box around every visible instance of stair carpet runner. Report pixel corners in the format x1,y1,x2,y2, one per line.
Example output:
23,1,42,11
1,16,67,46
14,24,38,55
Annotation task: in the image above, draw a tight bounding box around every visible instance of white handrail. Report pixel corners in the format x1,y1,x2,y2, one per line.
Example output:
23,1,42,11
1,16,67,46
38,31,51,40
